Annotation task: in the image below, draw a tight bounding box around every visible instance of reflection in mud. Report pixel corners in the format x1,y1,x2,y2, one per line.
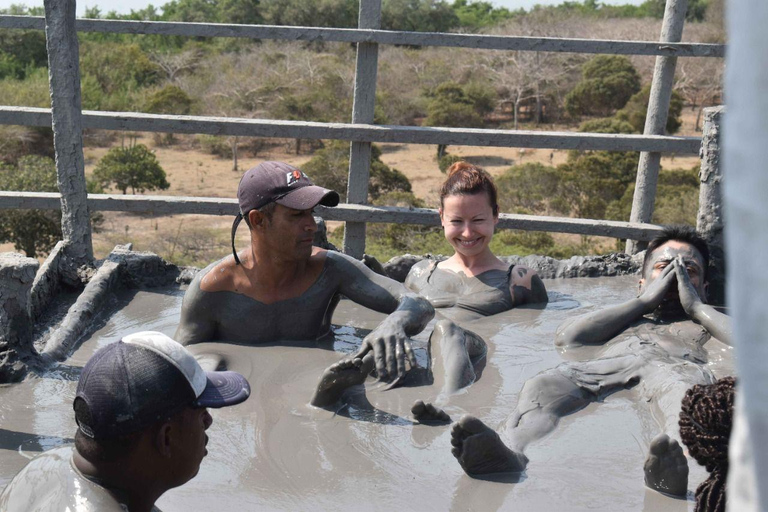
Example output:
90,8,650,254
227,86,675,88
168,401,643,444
0,276,732,511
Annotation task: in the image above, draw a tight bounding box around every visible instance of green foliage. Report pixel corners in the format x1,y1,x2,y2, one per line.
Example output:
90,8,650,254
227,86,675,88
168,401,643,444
606,167,699,225
93,144,170,194
615,85,684,135
564,56,641,118
450,0,521,30
302,141,412,201
0,156,61,257
578,117,636,134
556,150,639,219
424,81,496,158
162,0,222,22
79,42,160,111
381,0,460,32
637,0,709,21
0,66,51,108
260,0,358,27
495,162,563,214
0,28,47,80
497,150,639,222
143,85,194,115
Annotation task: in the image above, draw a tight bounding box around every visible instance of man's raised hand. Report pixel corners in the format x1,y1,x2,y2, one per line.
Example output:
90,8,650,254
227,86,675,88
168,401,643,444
674,255,703,317
638,261,677,313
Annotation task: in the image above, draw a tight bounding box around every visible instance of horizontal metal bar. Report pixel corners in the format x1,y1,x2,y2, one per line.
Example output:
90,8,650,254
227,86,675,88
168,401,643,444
0,191,665,240
0,106,702,153
0,15,725,57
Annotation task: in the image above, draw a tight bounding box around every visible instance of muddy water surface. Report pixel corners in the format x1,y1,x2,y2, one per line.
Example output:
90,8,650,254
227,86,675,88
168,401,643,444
0,276,734,511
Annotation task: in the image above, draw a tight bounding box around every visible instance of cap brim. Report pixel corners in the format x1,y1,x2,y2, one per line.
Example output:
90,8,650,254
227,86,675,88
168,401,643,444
194,371,251,408
276,186,340,210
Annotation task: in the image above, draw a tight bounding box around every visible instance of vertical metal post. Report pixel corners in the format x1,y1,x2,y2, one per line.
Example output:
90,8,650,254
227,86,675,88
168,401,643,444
695,106,725,306
343,0,381,259
44,0,93,268
625,0,688,254
724,0,768,509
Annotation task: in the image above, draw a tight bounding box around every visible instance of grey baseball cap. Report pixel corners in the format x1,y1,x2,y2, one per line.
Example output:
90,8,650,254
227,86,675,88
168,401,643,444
231,162,339,264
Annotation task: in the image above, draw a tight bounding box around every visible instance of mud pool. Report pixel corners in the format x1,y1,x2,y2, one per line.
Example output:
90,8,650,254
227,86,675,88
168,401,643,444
0,276,734,511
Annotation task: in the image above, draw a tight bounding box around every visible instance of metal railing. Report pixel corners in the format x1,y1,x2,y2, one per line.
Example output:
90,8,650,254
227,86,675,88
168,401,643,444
0,0,724,262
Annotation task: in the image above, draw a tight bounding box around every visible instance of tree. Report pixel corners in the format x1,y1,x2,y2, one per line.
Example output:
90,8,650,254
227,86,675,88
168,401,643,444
93,144,170,195
261,0,357,27
381,0,460,32
302,141,411,201
564,55,641,118
495,162,562,214
606,167,699,225
0,156,61,257
555,150,639,220
451,0,520,30
615,85,684,134
144,85,194,115
423,81,495,158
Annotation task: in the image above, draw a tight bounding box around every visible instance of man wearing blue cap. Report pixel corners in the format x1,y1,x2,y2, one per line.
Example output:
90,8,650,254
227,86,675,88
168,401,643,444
175,161,434,389
0,331,251,512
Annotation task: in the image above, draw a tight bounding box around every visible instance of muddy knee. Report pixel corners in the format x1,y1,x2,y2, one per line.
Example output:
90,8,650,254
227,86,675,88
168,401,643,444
517,369,591,417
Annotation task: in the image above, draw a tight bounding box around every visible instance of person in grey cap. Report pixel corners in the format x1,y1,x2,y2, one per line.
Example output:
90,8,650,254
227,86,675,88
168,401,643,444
0,331,251,512
175,161,434,395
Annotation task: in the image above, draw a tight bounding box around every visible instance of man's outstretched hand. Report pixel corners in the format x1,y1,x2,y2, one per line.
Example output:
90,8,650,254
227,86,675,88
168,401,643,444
355,320,418,386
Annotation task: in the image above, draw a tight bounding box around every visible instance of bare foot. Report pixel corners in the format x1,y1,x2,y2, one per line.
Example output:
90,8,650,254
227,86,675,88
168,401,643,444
450,415,528,475
311,354,375,408
644,434,688,497
412,400,451,424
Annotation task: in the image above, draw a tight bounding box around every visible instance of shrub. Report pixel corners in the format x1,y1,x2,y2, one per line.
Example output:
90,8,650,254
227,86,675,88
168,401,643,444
93,144,170,195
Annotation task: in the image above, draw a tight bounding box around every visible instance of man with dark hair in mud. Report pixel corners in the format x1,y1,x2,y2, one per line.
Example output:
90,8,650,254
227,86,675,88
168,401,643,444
0,332,251,512
449,225,732,497
175,161,434,400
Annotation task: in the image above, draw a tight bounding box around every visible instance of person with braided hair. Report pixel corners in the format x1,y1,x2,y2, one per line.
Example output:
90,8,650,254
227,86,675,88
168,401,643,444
678,376,735,512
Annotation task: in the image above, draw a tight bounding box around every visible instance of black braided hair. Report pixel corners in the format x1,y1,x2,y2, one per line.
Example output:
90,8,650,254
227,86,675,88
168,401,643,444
679,376,736,512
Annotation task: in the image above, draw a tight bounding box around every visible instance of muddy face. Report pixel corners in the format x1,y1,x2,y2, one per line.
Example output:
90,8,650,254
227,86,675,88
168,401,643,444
640,241,708,304
439,193,498,259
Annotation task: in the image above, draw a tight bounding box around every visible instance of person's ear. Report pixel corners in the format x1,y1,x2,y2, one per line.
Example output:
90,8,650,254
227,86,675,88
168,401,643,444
248,209,265,229
155,421,174,458
702,281,710,302
438,208,445,224
493,212,499,226
638,278,645,294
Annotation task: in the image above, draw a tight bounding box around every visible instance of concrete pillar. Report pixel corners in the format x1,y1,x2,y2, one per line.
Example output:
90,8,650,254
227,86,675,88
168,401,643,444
0,253,38,382
696,106,725,306
44,0,94,277
723,0,768,510
343,0,381,259
626,0,688,254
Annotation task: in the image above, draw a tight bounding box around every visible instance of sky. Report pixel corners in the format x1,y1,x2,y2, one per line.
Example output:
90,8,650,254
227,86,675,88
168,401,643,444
1,0,645,17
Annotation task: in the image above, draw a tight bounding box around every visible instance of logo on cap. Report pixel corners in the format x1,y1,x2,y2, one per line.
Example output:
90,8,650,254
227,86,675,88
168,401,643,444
287,170,306,186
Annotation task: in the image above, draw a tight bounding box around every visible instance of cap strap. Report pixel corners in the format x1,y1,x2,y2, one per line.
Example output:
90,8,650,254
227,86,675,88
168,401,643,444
231,213,243,265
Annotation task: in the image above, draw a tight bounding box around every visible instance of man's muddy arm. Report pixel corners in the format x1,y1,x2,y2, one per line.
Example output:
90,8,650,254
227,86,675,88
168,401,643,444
555,298,648,347
174,277,217,345
691,304,732,346
330,252,435,380
556,263,677,348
